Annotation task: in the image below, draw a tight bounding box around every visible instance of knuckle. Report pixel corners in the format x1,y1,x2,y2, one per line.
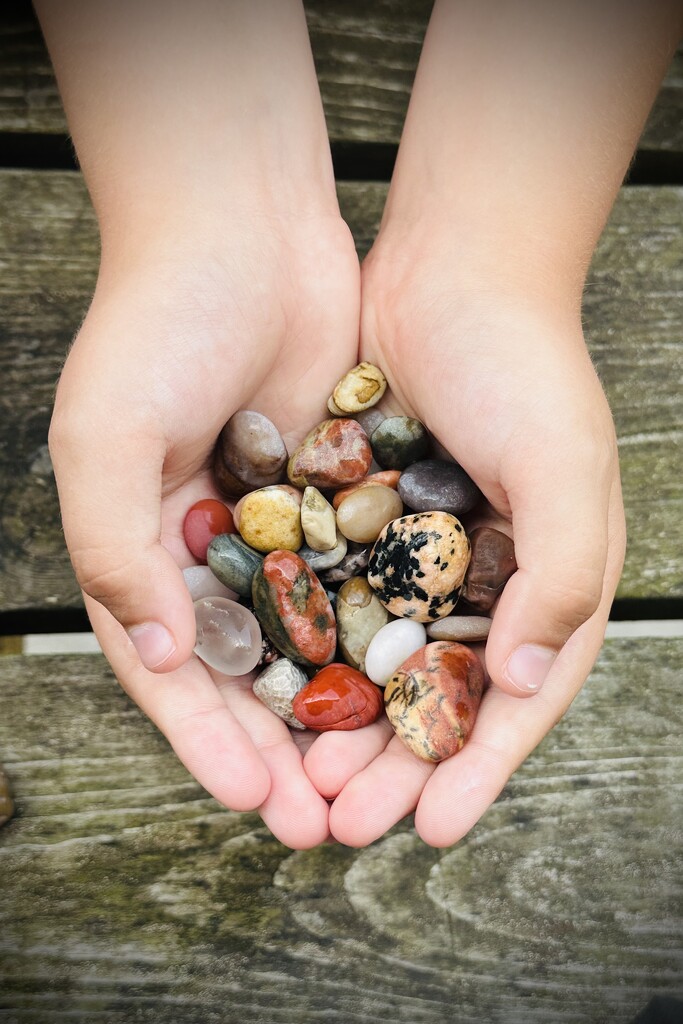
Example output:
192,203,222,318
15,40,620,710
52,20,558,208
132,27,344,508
70,546,137,609
545,570,604,634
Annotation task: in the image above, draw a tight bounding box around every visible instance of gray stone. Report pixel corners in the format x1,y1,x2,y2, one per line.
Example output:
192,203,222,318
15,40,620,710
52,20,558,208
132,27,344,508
207,534,264,599
317,543,371,584
213,410,288,498
426,615,492,642
253,659,308,730
398,459,481,517
298,531,348,572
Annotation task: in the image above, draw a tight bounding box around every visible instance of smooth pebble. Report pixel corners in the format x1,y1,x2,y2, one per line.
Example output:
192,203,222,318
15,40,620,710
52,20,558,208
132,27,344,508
292,664,384,732
183,565,237,602
236,485,303,553
462,527,517,612
207,534,263,598
332,470,401,510
214,410,287,498
287,419,372,489
336,576,391,672
370,416,429,470
336,485,403,544
298,531,348,572
193,597,262,676
300,486,337,551
364,619,427,686
253,659,308,729
398,459,481,517
426,615,492,642
328,362,387,414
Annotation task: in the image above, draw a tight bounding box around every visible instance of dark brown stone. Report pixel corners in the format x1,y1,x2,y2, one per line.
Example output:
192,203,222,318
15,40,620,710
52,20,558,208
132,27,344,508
462,528,517,612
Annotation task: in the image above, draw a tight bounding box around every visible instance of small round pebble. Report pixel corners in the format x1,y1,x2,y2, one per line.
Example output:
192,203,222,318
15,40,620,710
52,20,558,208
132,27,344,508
183,565,237,602
332,470,401,510
300,486,337,552
354,407,386,438
236,485,303,554
370,417,430,470
193,597,262,676
253,659,309,730
336,576,391,672
328,362,387,414
426,615,492,642
183,499,235,562
368,511,470,622
214,410,288,498
384,641,484,762
298,531,348,572
336,484,403,544
292,663,384,732
287,419,372,489
364,619,428,686
462,527,517,612
398,459,481,517
206,534,264,599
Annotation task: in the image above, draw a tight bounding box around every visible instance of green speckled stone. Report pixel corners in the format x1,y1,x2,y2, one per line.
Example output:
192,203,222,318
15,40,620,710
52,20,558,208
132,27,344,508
207,533,264,599
370,416,430,470
252,550,336,668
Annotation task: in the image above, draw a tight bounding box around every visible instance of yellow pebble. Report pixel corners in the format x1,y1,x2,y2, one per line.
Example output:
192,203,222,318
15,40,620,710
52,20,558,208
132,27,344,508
237,486,303,554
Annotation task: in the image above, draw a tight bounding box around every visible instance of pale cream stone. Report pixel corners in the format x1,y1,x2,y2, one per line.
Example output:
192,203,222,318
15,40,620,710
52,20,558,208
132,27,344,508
327,395,347,416
300,486,337,552
336,484,403,544
330,362,387,414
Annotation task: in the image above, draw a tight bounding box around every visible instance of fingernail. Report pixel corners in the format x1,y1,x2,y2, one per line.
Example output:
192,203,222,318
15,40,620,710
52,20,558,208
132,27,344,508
504,644,556,693
127,622,176,670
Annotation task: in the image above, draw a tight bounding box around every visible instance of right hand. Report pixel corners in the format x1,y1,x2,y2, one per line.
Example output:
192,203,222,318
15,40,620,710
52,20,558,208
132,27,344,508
49,212,360,849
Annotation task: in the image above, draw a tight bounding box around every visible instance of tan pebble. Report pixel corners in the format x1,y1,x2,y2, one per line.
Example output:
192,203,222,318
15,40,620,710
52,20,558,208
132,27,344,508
234,484,301,530
327,395,347,416
426,615,491,642
336,485,404,544
237,486,303,553
336,577,391,672
332,470,401,510
300,486,337,552
330,362,387,414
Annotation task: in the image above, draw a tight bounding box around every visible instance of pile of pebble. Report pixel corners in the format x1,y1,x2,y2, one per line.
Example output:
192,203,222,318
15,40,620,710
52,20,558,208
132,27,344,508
183,363,516,763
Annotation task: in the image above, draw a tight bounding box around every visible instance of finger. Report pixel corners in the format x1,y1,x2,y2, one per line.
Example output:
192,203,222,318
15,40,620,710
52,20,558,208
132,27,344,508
328,735,436,847
86,596,271,812
222,680,330,850
484,436,614,697
50,411,196,673
303,717,395,799
415,477,626,847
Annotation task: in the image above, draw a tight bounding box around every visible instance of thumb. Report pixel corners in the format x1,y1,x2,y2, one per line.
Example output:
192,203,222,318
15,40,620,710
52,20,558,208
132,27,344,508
484,451,611,697
49,415,196,673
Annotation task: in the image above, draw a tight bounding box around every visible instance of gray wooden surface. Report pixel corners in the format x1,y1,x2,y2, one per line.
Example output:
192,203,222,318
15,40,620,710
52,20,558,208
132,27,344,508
0,2,681,153
1,639,681,1022
1,171,681,611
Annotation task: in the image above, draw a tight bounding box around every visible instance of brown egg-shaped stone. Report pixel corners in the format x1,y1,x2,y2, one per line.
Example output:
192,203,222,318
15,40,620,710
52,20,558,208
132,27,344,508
367,512,470,622
332,470,401,510
287,419,372,489
214,410,288,498
384,641,484,761
336,485,404,544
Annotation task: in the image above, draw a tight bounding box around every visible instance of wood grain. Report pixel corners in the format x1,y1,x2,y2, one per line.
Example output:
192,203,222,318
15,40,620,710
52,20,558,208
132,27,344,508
0,639,681,1021
0,1,681,153
1,171,681,611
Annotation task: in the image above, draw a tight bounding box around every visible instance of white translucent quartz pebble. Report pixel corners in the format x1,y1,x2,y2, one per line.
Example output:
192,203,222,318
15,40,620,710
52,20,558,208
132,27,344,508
193,597,262,676
183,565,237,602
364,619,428,686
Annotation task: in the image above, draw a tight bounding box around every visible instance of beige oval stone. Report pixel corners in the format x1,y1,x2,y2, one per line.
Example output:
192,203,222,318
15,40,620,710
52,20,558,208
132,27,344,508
237,486,303,553
336,485,403,544
426,615,491,642
300,486,337,552
336,577,391,672
330,362,387,414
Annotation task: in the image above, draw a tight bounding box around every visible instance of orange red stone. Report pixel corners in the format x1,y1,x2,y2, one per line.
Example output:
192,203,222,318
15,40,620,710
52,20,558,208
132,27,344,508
292,663,384,731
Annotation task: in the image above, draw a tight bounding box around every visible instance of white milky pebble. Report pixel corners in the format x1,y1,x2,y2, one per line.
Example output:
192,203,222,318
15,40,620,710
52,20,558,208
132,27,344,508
183,565,237,602
193,597,261,676
364,619,427,686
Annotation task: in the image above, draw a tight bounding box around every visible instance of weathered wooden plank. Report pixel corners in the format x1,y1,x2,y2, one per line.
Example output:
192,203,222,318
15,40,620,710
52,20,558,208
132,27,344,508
0,1,681,154
1,171,681,610
0,639,681,1021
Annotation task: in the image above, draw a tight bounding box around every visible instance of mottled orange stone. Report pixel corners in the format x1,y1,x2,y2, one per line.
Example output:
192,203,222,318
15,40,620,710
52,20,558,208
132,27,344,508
384,642,484,762
258,551,336,666
293,663,384,731
332,470,402,510
287,419,372,489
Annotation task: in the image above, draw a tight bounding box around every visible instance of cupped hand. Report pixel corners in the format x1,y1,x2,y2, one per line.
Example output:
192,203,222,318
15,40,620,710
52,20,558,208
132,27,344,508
49,215,360,848
304,239,626,848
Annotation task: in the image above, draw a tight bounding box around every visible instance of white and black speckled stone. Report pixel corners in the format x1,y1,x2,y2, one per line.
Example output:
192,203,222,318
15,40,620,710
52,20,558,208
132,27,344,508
367,512,470,622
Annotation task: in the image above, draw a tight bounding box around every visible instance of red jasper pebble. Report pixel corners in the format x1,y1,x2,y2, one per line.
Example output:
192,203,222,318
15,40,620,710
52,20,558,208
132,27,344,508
183,499,235,563
292,663,383,732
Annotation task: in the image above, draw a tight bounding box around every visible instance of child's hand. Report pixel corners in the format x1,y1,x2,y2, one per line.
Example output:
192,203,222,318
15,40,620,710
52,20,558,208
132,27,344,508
303,241,626,847
49,217,360,849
